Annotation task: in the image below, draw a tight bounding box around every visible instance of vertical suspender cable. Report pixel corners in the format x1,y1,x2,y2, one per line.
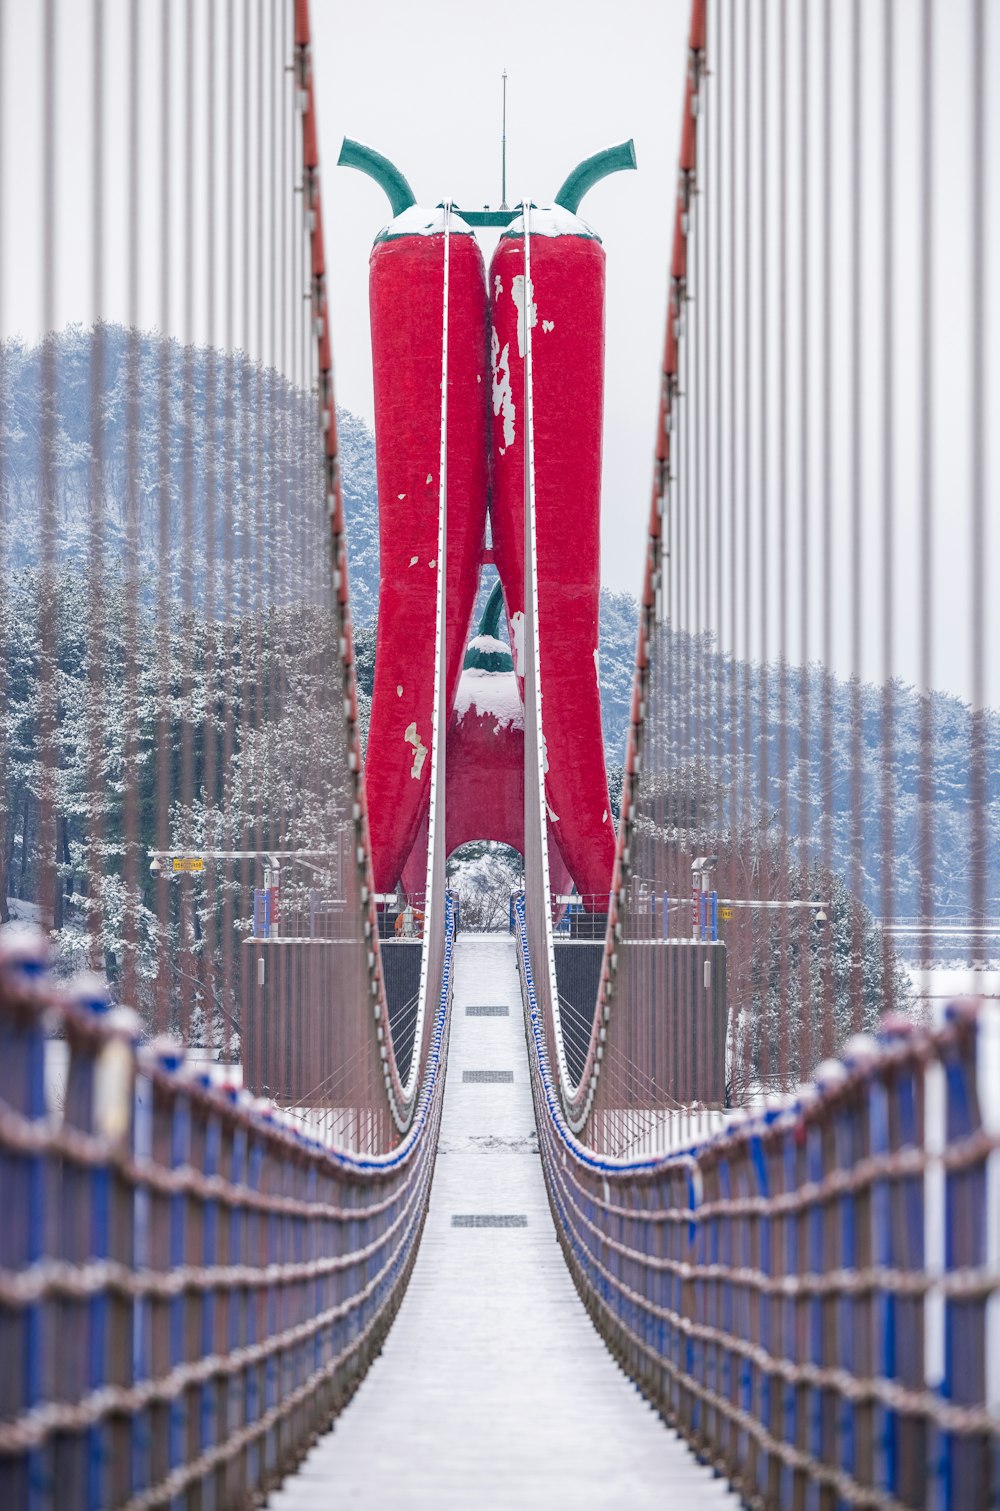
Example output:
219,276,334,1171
201,0,220,1055
758,0,770,1086
87,0,107,969
154,0,173,1035
220,0,236,1060
969,0,986,946
917,0,934,989
880,0,896,1009
38,0,57,932
179,0,196,1045
819,0,834,1056
797,0,812,1075
776,0,790,1081
122,0,142,1013
848,0,864,1033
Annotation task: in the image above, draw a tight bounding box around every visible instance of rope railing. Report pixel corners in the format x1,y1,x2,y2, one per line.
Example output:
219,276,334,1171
0,900,455,1509
516,895,1000,1509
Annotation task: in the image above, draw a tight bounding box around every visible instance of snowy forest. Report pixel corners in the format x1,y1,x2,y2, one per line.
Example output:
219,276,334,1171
1,326,996,1061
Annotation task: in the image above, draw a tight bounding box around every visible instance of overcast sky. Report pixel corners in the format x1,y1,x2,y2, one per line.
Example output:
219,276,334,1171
309,0,691,601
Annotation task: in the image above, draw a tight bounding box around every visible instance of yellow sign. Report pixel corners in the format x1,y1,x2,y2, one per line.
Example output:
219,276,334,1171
172,857,205,873
719,906,733,921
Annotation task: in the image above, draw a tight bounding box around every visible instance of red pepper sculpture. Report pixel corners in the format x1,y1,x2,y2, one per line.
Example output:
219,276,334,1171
340,138,634,911
363,204,488,893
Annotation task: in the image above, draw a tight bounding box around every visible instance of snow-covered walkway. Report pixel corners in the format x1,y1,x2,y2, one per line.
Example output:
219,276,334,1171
269,933,736,1510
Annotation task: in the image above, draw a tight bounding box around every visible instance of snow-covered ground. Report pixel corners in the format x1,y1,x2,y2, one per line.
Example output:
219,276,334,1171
908,965,1000,1024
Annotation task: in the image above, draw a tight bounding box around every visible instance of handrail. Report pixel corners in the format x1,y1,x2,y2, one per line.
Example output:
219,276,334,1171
0,898,456,1503
514,894,1000,1505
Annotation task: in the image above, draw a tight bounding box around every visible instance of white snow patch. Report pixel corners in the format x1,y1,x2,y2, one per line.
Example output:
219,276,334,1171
546,797,560,822
396,684,403,698
466,633,511,658
509,611,525,677
593,647,601,683
380,203,475,238
542,319,555,333
505,204,599,240
602,809,608,824
453,668,524,732
512,274,537,359
403,721,428,779
491,326,515,449
408,555,418,567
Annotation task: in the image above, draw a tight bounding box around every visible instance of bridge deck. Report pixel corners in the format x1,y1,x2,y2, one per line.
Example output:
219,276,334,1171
270,934,736,1510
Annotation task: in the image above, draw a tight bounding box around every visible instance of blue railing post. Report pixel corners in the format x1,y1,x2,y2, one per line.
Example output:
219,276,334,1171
869,1057,895,1498
246,1120,264,1491
751,1125,773,1502
0,942,54,1511
130,1054,153,1498
199,1080,222,1490
778,1105,802,1508
164,1045,191,1488
940,1006,986,1510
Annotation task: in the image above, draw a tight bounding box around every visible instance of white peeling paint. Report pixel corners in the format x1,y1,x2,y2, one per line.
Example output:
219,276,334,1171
542,319,555,334
426,473,433,484
546,797,560,823
409,556,418,567
429,558,436,568
397,493,406,500
396,685,403,698
509,611,525,677
494,274,503,298
602,809,608,825
491,326,515,450
403,721,428,779
541,733,550,775
476,374,482,383
593,647,601,683
512,274,537,359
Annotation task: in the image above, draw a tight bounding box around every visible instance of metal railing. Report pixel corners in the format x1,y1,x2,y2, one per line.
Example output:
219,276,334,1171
515,895,1000,1510
0,900,455,1510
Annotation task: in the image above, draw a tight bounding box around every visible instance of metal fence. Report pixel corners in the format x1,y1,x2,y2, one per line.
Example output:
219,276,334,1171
0,899,454,1511
516,896,1000,1510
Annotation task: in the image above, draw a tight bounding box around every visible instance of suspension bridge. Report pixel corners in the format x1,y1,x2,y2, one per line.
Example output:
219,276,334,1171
0,1,996,1507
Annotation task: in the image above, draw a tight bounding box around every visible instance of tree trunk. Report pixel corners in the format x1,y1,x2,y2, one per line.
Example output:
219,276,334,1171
18,798,30,891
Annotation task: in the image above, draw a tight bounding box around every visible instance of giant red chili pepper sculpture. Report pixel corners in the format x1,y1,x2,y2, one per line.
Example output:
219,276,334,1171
341,138,634,911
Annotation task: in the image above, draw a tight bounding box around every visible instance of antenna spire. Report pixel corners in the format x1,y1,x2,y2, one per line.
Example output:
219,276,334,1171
500,71,509,211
